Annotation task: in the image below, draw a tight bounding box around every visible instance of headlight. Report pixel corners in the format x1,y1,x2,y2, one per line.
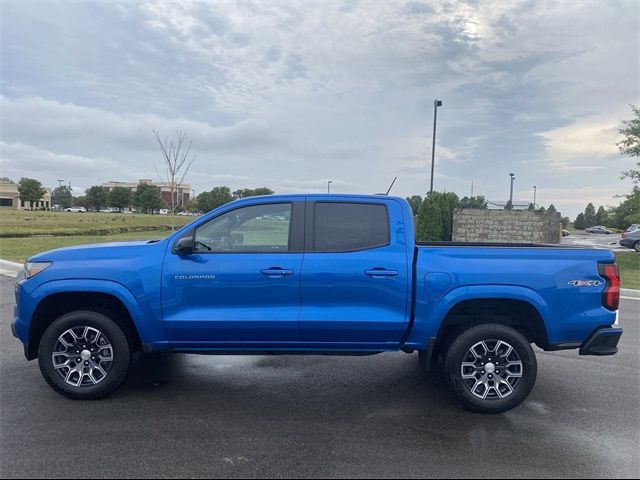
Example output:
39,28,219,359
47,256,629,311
24,261,52,279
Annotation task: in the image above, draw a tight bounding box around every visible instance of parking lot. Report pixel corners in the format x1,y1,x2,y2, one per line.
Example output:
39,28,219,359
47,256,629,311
0,275,638,479
562,231,627,251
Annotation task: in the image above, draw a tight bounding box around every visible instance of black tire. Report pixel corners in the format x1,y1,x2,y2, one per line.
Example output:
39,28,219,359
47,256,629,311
634,241,640,253
38,310,132,400
442,323,537,414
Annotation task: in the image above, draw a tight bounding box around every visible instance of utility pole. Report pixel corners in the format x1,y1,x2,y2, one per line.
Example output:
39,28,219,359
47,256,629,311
57,179,65,188
327,180,332,193
508,173,515,207
533,185,537,209
429,99,443,194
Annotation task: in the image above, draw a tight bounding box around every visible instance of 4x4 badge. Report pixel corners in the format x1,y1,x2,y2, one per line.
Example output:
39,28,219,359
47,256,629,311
568,280,602,287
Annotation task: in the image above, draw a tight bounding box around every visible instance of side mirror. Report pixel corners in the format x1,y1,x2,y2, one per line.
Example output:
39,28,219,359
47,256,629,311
173,236,194,255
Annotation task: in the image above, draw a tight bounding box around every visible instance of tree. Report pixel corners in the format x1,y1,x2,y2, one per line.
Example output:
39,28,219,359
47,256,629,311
595,206,608,225
108,187,132,212
405,195,423,215
416,198,443,241
584,203,597,227
606,187,640,229
133,183,163,214
621,162,640,186
505,200,513,210
415,191,459,241
0,177,15,183
51,185,73,209
617,105,640,158
232,187,275,199
459,195,488,209
85,185,108,211
154,130,196,220
562,217,570,229
527,203,535,211
17,177,47,210
73,195,90,209
548,204,557,213
194,186,234,213
574,213,586,230
538,206,546,213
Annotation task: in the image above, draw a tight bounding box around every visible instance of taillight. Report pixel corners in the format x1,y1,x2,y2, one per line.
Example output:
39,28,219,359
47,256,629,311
598,263,620,310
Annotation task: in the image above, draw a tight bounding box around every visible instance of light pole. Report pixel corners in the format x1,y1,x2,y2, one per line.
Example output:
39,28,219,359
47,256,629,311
429,99,443,194
509,173,515,207
327,180,332,193
533,185,537,209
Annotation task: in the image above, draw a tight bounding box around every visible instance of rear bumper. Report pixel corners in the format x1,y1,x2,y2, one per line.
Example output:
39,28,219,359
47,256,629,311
579,327,623,356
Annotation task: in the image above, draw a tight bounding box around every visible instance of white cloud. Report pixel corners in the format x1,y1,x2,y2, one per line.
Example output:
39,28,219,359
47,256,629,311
0,0,637,219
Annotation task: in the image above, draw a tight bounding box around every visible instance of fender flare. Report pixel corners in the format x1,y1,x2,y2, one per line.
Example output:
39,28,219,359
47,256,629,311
410,284,553,348
25,279,167,351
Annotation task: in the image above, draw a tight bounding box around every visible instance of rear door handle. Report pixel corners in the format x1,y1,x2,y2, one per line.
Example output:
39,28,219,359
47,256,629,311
260,268,294,276
365,269,399,277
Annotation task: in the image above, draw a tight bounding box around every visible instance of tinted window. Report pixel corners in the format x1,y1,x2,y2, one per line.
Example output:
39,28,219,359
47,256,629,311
194,203,292,253
313,202,389,252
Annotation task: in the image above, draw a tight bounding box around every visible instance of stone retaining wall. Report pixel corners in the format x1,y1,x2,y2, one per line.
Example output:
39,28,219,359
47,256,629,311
452,209,562,243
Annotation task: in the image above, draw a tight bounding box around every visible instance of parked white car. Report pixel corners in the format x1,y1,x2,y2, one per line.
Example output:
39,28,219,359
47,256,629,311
65,207,86,213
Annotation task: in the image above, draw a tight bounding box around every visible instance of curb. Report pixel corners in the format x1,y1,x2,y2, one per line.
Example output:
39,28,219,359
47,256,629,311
0,259,22,269
0,259,22,278
621,288,640,299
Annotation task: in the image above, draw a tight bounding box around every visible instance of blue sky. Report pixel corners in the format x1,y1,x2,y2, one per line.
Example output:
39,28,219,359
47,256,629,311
1,0,638,218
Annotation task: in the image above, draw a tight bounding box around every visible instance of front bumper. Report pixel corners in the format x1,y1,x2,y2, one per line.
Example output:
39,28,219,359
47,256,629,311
579,327,623,356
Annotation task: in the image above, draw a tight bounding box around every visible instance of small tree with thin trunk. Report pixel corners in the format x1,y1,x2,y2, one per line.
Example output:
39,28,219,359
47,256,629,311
153,130,196,227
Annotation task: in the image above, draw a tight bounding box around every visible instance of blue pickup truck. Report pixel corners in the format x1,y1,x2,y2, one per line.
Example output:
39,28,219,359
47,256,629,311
12,194,622,413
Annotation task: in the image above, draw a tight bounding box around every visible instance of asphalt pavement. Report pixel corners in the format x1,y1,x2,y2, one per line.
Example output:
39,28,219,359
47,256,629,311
0,275,638,479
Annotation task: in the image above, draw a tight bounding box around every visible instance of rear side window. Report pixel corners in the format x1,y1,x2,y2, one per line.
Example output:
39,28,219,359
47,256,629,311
313,202,390,252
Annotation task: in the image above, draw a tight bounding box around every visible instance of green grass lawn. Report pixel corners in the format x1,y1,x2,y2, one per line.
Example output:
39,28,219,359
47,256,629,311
0,210,194,237
0,231,173,263
615,251,640,290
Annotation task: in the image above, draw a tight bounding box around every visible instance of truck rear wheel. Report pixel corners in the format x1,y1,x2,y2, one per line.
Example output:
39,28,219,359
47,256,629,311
442,323,537,413
38,310,132,400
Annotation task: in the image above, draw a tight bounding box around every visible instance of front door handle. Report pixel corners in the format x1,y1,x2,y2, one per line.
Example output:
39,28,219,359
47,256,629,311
260,268,294,276
365,268,399,277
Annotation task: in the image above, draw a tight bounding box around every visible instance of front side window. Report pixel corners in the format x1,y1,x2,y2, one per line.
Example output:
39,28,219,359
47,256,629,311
194,203,292,253
313,202,389,252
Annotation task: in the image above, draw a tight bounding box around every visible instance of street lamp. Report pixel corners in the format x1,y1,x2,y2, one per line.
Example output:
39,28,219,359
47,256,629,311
429,99,443,194
533,185,537,209
327,180,332,193
508,173,516,207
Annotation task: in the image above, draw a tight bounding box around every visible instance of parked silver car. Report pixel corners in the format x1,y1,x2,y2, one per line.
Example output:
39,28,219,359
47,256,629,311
586,225,614,234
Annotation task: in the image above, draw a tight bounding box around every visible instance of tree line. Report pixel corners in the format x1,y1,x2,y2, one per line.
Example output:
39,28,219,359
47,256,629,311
4,177,276,214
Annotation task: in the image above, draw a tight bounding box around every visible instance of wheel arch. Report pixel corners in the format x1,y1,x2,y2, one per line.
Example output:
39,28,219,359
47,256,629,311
26,281,147,360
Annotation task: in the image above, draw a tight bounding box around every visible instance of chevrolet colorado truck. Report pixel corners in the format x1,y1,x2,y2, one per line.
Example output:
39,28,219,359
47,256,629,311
12,194,623,413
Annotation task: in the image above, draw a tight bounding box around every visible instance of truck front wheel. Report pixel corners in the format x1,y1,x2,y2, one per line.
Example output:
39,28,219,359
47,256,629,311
38,311,132,400
442,323,537,413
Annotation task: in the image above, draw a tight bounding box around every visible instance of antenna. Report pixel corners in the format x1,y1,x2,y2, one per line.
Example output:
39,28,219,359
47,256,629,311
385,177,397,195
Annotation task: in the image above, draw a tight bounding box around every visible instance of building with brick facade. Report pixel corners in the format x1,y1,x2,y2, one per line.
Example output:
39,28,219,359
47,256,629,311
101,179,190,209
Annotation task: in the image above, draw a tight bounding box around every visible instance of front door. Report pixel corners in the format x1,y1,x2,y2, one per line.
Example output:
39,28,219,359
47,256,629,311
162,201,304,347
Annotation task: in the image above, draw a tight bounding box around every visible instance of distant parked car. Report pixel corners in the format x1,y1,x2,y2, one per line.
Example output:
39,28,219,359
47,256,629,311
621,224,639,239
65,207,86,213
619,229,640,252
586,226,613,235
159,209,169,215
561,229,570,237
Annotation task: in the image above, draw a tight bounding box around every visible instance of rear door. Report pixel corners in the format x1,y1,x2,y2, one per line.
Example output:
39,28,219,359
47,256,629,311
299,198,410,345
